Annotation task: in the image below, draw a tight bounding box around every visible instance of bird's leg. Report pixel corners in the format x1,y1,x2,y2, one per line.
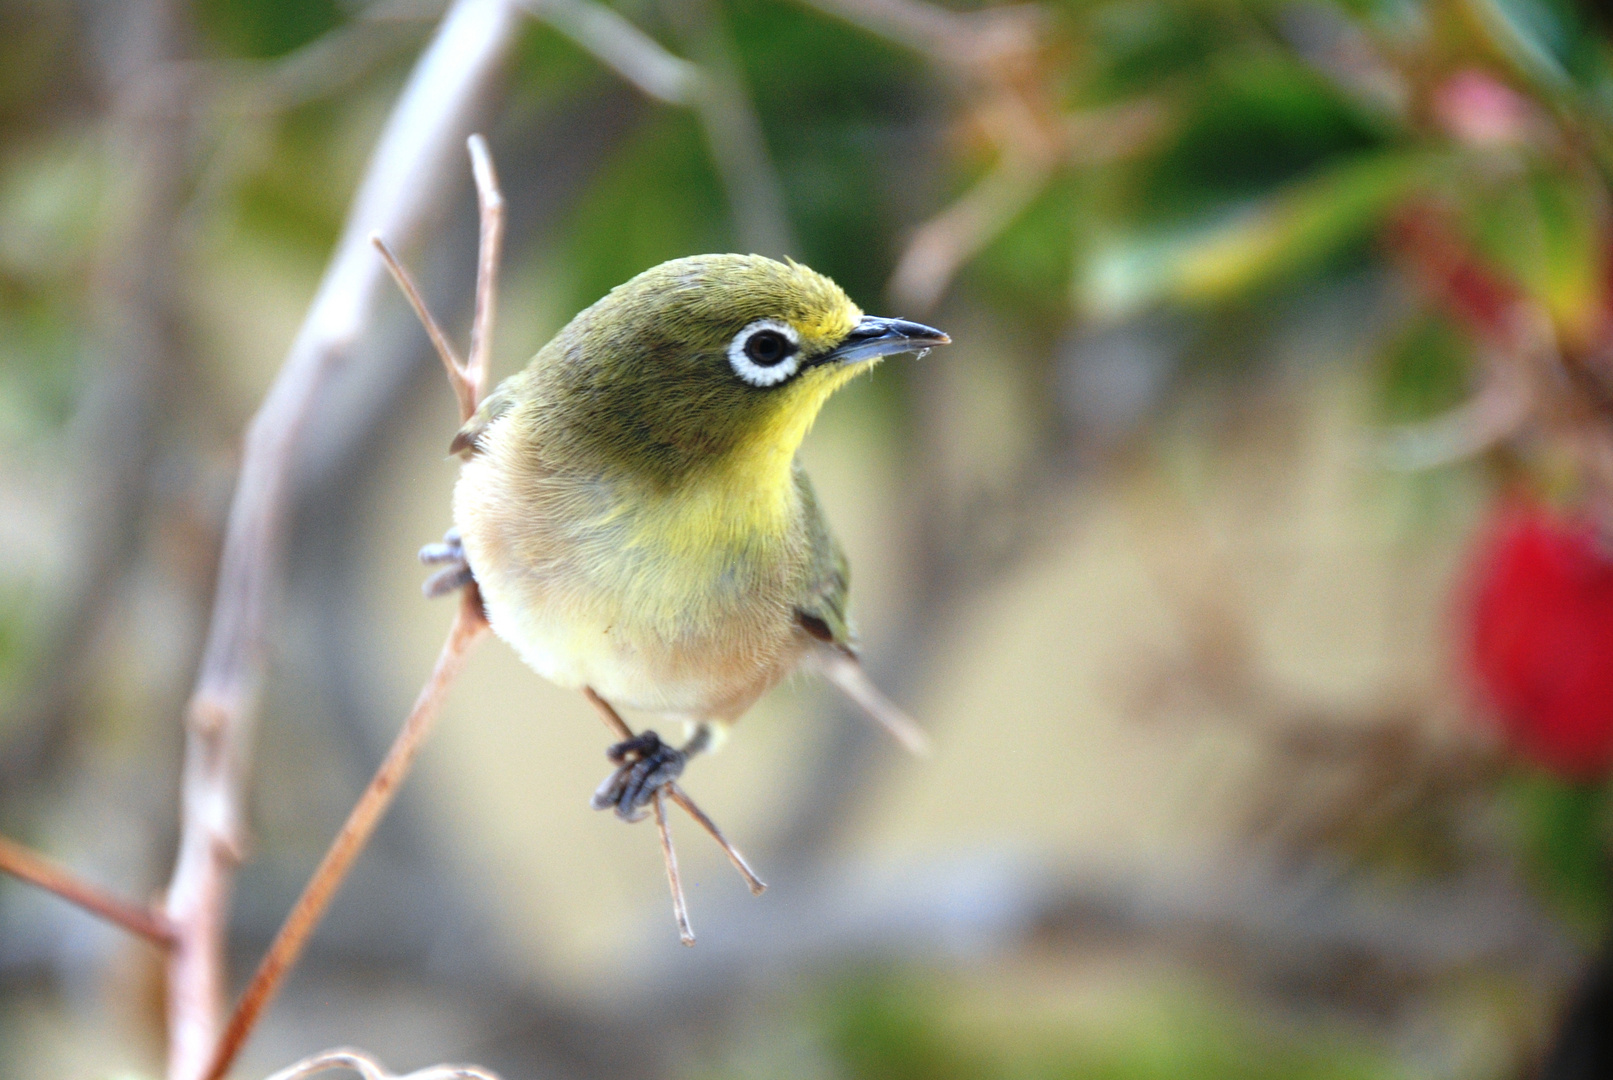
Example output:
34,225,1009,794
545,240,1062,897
592,723,714,823
419,527,474,598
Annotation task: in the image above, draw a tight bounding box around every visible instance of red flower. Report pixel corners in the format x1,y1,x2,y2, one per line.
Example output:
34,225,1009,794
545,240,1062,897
1466,502,1613,780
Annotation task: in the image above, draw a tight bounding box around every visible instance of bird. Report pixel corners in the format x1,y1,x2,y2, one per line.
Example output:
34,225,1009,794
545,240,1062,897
418,253,949,820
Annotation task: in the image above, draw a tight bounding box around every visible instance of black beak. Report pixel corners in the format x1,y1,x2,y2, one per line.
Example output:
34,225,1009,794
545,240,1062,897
825,316,950,366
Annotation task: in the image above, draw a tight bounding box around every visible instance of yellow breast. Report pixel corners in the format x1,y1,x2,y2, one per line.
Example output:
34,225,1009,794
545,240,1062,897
452,414,811,719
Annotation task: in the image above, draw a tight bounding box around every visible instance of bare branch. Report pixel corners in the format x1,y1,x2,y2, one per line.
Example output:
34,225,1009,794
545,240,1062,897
371,235,471,411
374,134,502,423
654,792,696,945
519,0,793,254
203,594,491,1080
792,0,1041,69
203,118,510,1078
0,835,176,948
666,787,768,895
162,3,521,1077
263,1047,503,1080
517,0,701,104
466,133,504,409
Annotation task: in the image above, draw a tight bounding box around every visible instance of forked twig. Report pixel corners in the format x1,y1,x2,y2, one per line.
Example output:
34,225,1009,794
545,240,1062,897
372,133,501,420
653,792,695,944
263,1046,502,1080
582,688,768,897
202,133,506,1080
0,834,177,947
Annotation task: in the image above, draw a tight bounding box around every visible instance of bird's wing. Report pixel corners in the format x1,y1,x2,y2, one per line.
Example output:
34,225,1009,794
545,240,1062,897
792,463,855,649
449,373,522,457
792,465,930,756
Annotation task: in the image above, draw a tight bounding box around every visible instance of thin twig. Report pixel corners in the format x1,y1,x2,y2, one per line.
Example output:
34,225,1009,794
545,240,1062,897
372,235,469,408
654,792,696,945
581,688,767,896
516,0,701,104
0,834,177,947
465,133,503,409
263,1046,503,1080
584,685,636,740
202,593,490,1080
372,134,501,422
665,787,767,895
517,0,792,253
163,4,521,1077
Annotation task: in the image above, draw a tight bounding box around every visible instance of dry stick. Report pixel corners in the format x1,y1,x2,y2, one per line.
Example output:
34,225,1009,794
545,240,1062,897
370,137,500,414
202,593,489,1080
464,133,504,403
0,835,177,947
162,5,520,1078
202,133,507,1080
370,235,467,393
653,792,696,945
264,1045,503,1080
582,688,767,895
665,789,766,895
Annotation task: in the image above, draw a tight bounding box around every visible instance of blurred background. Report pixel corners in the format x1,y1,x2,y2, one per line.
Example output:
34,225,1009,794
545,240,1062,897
4,0,1613,1076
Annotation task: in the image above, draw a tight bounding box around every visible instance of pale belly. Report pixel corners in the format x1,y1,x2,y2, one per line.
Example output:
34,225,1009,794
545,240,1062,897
453,453,809,720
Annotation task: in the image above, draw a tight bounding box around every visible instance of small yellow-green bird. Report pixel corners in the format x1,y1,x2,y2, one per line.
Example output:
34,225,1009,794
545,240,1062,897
420,253,947,819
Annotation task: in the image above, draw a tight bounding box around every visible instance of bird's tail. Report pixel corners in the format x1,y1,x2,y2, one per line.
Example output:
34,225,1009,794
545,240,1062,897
809,644,931,756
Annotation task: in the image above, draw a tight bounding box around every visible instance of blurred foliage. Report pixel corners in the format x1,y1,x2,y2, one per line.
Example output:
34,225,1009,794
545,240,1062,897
694,969,1413,1080
1372,313,1473,424
1505,773,1613,935
195,0,345,58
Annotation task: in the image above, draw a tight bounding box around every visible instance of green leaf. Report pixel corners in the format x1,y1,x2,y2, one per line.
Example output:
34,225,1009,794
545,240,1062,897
1464,165,1606,344
1081,151,1430,319
1134,51,1392,222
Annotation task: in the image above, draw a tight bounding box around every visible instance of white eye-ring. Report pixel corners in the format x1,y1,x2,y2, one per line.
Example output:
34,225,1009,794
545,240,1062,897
728,319,801,387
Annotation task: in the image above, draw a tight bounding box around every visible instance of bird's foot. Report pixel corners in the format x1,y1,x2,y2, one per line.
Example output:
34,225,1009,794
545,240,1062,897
591,731,686,822
419,527,474,598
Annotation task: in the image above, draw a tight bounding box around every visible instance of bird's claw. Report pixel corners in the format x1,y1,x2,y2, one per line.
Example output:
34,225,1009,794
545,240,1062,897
419,527,474,598
591,731,686,822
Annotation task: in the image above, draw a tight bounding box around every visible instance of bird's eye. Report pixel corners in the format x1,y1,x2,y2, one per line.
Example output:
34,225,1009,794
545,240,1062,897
728,319,801,387
746,330,789,366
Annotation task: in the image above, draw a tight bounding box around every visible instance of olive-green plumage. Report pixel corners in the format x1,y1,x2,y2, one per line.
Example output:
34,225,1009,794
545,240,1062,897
450,253,944,772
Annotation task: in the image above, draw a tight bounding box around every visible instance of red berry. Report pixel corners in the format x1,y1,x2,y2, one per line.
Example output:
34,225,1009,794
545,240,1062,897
1465,502,1613,780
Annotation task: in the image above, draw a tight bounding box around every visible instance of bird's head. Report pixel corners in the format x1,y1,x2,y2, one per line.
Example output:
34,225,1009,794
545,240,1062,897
555,254,948,487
